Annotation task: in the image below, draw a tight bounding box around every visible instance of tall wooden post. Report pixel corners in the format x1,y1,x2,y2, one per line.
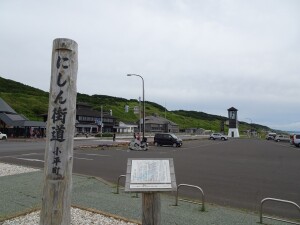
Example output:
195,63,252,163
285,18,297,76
40,38,78,225
142,193,161,225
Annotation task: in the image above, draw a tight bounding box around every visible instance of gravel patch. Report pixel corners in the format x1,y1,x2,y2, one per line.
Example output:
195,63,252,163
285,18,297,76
0,163,40,177
2,208,138,225
0,163,139,225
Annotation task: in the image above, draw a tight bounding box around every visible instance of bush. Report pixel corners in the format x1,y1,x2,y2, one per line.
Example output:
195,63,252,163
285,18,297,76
95,133,113,137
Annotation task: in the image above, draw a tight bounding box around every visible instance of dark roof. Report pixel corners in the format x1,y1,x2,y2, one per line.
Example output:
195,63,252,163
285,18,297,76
0,113,26,126
23,120,46,127
0,98,46,128
76,108,114,118
76,108,102,117
0,113,45,127
77,102,92,108
227,107,238,111
0,98,17,114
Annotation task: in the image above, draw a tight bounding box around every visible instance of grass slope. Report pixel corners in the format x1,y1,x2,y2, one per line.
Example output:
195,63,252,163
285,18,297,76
0,76,270,132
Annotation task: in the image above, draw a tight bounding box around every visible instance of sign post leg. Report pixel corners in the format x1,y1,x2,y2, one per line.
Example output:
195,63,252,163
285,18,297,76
142,192,161,225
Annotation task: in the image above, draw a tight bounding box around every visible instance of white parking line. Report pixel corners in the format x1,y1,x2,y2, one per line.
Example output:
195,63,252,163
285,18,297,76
14,156,93,162
74,157,93,161
75,153,110,157
86,154,110,157
20,153,38,156
15,157,44,162
0,153,43,159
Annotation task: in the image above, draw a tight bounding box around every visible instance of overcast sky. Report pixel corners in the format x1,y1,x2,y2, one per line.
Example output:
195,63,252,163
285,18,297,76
1,0,299,131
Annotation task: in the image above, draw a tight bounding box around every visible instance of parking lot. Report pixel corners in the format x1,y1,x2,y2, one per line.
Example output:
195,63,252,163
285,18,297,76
0,137,299,220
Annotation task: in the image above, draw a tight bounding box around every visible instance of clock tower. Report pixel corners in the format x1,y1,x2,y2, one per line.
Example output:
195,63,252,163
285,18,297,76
227,107,239,138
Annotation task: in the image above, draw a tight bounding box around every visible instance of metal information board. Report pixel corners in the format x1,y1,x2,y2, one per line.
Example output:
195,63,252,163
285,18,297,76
125,158,176,192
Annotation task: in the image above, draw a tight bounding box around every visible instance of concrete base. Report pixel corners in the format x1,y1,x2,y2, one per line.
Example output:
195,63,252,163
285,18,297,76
228,128,239,138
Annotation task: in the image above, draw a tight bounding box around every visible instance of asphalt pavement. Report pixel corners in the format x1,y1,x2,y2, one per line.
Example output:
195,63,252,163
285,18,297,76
0,169,296,225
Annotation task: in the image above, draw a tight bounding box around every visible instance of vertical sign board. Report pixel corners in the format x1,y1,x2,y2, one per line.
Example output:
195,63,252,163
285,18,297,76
40,38,78,225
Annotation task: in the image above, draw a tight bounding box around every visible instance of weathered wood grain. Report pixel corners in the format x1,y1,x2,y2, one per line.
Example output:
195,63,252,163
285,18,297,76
40,38,78,225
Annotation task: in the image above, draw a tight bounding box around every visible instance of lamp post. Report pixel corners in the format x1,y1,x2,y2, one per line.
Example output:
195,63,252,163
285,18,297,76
127,74,145,140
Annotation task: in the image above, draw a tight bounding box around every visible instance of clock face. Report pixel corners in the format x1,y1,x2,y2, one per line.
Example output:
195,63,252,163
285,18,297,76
229,111,236,119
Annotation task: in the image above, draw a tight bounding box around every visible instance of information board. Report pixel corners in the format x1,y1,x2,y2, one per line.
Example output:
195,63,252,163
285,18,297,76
125,158,176,192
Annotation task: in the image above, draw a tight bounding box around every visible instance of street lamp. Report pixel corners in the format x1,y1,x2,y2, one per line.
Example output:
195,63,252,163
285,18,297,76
127,74,145,140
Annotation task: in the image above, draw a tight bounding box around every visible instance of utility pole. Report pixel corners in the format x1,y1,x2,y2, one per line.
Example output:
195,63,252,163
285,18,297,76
127,74,145,140
165,102,167,119
101,105,103,137
139,97,141,135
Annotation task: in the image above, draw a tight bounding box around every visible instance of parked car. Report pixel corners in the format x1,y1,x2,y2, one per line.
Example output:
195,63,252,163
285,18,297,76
274,134,290,142
0,132,7,140
154,133,182,147
209,133,228,141
293,134,300,147
266,132,277,140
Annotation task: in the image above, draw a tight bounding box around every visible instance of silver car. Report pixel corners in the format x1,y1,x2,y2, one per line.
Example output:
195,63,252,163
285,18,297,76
209,133,228,141
274,135,290,142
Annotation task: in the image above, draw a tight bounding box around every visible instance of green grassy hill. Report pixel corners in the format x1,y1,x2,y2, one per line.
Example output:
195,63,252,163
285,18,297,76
0,76,270,133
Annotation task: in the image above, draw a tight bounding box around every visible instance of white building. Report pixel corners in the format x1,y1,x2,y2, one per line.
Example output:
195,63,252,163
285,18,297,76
114,121,138,133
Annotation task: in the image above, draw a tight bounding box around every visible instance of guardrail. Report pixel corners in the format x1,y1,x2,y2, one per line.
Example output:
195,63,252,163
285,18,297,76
175,184,205,211
115,175,138,198
260,198,300,224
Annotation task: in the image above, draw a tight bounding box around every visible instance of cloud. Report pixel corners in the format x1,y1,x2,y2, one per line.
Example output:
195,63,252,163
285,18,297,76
0,0,300,130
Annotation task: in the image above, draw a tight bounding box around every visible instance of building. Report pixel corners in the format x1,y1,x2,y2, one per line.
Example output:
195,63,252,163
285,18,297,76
75,103,117,134
1,97,179,136
113,115,179,134
76,103,117,133
143,115,179,133
227,107,240,138
114,121,138,133
42,102,117,134
185,128,206,134
0,98,46,137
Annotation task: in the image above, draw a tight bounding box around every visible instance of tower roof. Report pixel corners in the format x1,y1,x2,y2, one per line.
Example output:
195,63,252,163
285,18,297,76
227,107,238,111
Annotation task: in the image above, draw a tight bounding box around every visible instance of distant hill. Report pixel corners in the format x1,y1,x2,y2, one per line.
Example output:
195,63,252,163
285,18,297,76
0,76,271,132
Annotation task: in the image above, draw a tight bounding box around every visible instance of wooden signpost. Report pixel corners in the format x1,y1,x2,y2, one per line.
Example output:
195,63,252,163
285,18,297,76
125,158,176,225
40,38,78,225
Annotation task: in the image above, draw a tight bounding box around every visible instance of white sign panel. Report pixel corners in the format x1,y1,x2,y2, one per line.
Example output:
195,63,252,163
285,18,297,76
125,158,176,192
130,160,172,189
133,106,139,114
131,160,171,183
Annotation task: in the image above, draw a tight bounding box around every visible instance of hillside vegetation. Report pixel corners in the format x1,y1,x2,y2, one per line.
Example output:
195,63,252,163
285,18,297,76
0,76,270,133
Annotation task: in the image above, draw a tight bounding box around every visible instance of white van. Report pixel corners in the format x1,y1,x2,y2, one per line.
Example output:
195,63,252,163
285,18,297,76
293,134,300,147
266,132,276,140
0,132,7,140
